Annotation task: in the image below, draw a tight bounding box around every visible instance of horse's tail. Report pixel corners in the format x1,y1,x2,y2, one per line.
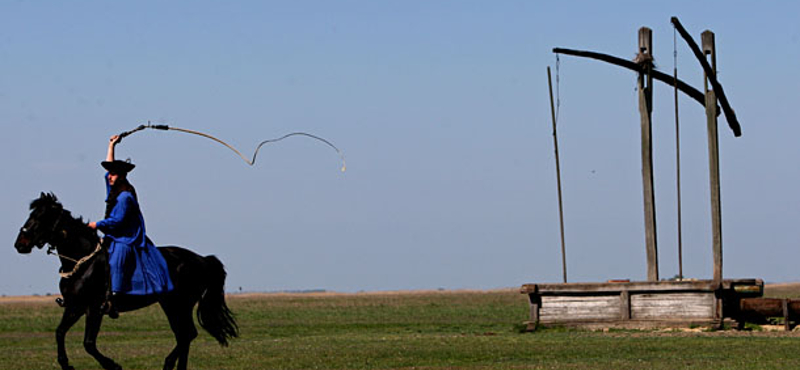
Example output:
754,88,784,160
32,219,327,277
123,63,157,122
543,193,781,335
197,255,239,346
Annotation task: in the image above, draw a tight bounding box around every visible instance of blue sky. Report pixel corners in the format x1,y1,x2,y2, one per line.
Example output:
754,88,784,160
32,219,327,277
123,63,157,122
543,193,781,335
2,1,799,295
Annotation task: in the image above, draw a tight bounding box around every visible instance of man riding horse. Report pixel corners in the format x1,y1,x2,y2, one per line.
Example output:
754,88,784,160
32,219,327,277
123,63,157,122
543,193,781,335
88,135,173,318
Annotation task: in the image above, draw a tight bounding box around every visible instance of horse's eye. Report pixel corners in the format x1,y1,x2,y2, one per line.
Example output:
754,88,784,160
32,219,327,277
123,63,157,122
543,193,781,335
20,227,28,234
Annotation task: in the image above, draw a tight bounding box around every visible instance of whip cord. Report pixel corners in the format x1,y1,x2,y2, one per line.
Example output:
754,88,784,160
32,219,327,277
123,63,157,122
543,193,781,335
119,122,346,172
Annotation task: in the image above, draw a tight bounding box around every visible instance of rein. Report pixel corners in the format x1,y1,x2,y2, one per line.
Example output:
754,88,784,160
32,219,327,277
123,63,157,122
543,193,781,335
119,122,346,172
57,242,103,279
43,208,104,279
47,247,79,264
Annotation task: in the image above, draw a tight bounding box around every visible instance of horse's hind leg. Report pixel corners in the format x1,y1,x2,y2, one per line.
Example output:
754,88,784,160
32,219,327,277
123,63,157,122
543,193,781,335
83,308,122,370
161,303,198,370
56,306,84,370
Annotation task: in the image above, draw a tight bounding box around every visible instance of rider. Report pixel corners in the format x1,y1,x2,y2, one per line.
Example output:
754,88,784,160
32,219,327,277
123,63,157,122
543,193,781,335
88,135,173,317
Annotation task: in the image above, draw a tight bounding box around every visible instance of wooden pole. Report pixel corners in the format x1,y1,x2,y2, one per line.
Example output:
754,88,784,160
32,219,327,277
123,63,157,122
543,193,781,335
671,16,741,137
675,68,684,280
638,27,659,282
673,29,683,280
548,67,568,283
702,31,723,285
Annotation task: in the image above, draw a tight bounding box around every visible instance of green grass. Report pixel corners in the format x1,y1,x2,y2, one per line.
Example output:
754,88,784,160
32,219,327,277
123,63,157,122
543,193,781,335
2,289,800,369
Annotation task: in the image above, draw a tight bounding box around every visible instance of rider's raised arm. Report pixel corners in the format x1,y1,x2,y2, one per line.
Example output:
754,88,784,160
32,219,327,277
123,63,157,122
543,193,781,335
106,135,121,162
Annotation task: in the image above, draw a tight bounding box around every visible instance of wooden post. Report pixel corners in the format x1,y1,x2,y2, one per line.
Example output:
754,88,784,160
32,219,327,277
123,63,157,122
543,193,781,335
620,290,631,320
548,67,568,283
703,31,722,285
638,27,659,282
527,287,541,331
783,299,791,331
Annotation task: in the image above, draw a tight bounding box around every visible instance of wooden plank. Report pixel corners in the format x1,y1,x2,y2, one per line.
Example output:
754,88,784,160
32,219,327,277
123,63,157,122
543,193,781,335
524,280,716,294
540,296,620,321
537,319,720,330
631,292,715,319
638,27,658,282
521,279,762,295
520,284,537,294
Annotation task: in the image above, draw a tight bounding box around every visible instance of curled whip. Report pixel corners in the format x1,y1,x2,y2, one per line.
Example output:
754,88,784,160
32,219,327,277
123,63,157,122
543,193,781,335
119,122,346,172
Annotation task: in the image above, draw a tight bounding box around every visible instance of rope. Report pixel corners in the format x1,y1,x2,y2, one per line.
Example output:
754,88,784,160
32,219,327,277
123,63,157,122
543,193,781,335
56,242,103,279
119,122,346,172
555,54,561,127
47,246,78,263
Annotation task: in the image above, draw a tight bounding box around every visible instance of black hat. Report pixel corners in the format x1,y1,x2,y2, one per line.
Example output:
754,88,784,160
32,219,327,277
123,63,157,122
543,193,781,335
101,159,135,174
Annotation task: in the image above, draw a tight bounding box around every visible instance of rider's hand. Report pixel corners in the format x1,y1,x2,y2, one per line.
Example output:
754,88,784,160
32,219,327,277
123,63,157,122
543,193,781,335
109,135,121,146
88,222,97,229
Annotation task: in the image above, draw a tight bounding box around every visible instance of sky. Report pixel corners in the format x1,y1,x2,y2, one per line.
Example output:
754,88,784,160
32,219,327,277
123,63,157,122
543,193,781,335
1,1,799,296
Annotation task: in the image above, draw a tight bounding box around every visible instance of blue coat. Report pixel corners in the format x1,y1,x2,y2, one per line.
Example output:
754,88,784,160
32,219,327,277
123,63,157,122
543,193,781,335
96,174,173,295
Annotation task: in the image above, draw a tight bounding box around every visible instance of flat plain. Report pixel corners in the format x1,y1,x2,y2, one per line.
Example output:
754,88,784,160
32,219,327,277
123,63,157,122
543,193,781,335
2,285,800,369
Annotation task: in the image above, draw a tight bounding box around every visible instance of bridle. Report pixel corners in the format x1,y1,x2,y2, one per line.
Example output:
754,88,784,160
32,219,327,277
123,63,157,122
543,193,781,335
28,206,104,279
41,207,74,261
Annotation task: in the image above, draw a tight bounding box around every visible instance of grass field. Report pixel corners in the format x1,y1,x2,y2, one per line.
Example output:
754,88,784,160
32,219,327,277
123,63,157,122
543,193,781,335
2,286,800,370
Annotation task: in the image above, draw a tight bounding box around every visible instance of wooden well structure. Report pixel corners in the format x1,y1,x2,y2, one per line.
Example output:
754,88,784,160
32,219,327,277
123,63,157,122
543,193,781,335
521,18,766,330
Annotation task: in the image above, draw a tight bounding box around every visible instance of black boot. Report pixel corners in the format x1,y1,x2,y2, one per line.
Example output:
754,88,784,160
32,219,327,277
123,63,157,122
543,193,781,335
101,293,119,319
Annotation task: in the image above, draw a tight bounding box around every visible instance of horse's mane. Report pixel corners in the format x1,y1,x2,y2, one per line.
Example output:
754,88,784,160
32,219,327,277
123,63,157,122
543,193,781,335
30,192,98,243
30,192,60,210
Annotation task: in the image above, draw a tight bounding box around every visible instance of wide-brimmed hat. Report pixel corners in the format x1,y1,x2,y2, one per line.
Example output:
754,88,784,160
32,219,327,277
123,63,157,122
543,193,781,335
101,159,135,174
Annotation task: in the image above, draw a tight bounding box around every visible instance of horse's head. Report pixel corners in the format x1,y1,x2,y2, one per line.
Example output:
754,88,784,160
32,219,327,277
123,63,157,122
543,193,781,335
15,192,65,254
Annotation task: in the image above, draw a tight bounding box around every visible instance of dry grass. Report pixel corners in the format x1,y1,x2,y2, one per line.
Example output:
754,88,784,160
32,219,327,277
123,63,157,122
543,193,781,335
2,284,800,369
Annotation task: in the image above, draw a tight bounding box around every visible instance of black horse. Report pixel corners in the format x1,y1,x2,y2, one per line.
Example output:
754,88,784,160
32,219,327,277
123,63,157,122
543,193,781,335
14,193,238,370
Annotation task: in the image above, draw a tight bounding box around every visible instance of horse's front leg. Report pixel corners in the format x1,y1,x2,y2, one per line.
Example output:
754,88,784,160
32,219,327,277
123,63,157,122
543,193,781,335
56,306,84,370
83,307,122,370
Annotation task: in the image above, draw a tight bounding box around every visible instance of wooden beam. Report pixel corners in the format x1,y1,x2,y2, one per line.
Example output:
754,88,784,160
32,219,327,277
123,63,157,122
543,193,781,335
671,16,741,137
552,47,710,110
638,27,658,282
702,31,723,285
739,297,800,331
520,278,762,294
521,280,720,294
551,44,741,138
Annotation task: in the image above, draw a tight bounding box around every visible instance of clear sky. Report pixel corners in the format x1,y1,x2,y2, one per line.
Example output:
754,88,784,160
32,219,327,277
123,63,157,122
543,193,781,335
2,1,799,296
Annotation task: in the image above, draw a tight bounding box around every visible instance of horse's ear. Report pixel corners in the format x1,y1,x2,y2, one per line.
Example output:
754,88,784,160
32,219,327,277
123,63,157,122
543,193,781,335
39,192,46,199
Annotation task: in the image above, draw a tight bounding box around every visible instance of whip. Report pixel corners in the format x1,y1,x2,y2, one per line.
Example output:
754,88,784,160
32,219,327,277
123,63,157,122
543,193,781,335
118,122,346,172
